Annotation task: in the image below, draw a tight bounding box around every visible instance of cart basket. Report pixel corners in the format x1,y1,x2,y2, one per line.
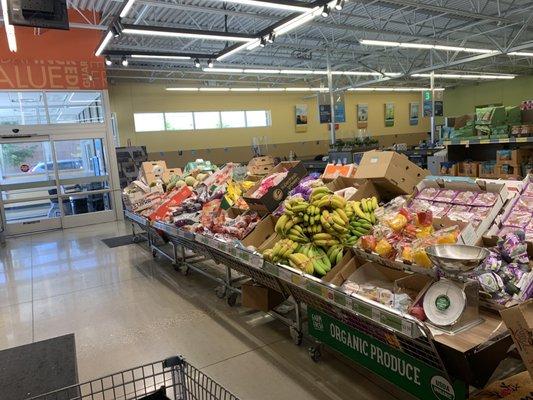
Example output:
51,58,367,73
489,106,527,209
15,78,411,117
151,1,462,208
27,355,240,400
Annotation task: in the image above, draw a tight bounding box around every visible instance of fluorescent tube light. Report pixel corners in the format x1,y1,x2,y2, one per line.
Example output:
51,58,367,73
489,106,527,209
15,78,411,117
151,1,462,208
211,0,310,12
95,31,113,57
120,0,136,18
244,68,281,74
199,88,231,91
246,39,261,50
123,28,253,42
230,88,259,91
218,41,256,61
286,87,313,91
203,67,244,73
1,0,16,52
360,39,497,54
166,88,199,91
509,51,533,57
273,11,317,35
280,69,314,74
412,73,515,80
131,54,191,60
258,88,285,91
347,87,445,91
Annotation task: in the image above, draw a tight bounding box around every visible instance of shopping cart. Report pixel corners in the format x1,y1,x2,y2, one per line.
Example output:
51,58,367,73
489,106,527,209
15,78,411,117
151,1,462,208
28,355,240,400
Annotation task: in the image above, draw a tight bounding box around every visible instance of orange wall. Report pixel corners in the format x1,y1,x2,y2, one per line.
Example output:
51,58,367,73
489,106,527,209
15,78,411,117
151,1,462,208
0,10,106,89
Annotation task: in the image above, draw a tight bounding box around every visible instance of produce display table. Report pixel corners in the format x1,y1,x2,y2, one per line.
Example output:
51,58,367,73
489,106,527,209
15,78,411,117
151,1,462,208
121,212,512,400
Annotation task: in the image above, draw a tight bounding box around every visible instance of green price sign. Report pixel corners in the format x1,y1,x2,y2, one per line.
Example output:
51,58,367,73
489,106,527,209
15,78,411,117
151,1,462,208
423,90,432,101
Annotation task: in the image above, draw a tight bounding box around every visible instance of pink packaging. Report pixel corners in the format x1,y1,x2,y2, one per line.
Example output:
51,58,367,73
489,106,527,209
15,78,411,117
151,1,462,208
503,210,532,228
523,183,533,197
452,190,478,205
514,196,533,212
434,189,458,203
408,198,432,212
499,226,519,238
445,204,473,223
469,206,491,220
472,192,497,207
416,187,440,201
428,202,452,218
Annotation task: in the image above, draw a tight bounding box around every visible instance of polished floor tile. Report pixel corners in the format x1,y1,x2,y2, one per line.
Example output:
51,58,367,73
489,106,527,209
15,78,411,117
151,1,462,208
0,221,402,399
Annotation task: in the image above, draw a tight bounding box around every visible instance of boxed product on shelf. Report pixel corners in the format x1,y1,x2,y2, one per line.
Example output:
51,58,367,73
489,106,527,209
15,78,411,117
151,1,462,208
479,161,497,179
247,155,275,176
410,179,508,243
322,163,357,180
243,161,307,212
353,150,428,195
495,163,521,180
440,161,458,176
458,161,479,177
506,105,522,126
496,149,532,165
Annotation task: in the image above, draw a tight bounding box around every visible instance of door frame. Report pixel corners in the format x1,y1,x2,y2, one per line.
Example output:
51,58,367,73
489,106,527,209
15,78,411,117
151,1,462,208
0,90,123,235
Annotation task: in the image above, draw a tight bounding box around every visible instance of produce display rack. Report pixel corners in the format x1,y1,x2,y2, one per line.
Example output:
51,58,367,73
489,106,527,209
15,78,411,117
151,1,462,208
122,212,511,400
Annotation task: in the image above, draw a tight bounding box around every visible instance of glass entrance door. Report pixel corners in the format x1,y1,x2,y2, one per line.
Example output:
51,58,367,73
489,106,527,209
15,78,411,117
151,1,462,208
0,137,62,235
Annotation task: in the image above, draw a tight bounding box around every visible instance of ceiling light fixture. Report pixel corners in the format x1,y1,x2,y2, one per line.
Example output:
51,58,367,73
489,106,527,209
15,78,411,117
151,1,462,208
199,88,230,91
122,27,254,42
202,67,244,73
211,0,310,12
509,51,533,57
95,31,113,57
194,58,201,68
258,88,285,91
359,39,498,54
334,0,345,11
121,57,129,67
218,41,258,60
348,87,445,91
105,57,112,66
230,88,259,92
411,73,515,79
120,0,136,18
246,40,261,51
207,59,214,68
1,0,16,52
131,54,191,60
321,5,330,17
166,88,200,91
244,68,281,74
165,87,334,92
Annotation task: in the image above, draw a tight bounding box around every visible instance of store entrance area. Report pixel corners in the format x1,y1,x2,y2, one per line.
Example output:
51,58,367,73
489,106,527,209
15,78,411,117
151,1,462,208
0,221,402,400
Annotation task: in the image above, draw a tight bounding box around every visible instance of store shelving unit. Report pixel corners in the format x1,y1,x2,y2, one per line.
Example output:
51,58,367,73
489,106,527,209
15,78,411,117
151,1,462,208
124,211,512,400
442,136,533,146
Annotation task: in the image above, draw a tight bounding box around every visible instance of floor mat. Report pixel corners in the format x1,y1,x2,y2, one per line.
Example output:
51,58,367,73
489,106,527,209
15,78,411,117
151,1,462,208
0,334,79,400
101,234,146,248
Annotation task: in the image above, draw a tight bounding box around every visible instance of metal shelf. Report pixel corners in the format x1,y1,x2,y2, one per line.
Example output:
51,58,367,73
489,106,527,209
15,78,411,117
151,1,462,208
442,136,533,146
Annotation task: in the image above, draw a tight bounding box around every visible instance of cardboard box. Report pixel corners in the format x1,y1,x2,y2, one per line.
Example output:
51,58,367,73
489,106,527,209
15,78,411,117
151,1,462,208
344,262,410,290
470,371,532,400
440,162,459,176
241,215,277,251
496,149,532,165
247,156,275,176
241,282,285,312
500,300,533,380
322,163,357,180
243,161,307,213
414,179,508,244
458,161,480,177
354,151,429,195
495,163,522,179
479,161,497,179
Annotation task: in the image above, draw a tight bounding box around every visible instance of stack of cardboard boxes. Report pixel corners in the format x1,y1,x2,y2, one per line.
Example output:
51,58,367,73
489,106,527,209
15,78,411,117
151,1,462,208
495,149,532,180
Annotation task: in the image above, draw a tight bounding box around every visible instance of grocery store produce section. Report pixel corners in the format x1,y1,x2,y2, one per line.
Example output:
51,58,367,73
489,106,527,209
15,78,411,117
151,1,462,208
122,152,532,400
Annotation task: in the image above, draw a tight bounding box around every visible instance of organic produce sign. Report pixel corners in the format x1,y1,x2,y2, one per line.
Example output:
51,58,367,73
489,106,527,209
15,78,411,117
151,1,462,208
308,308,466,400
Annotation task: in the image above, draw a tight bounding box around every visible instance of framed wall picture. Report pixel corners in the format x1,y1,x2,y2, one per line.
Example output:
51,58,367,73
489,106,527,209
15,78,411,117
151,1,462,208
357,104,368,128
295,104,308,132
409,102,419,125
384,103,394,127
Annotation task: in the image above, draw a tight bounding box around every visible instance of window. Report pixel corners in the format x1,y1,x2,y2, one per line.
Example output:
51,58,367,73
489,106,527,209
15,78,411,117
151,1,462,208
221,111,246,128
132,110,271,132
46,91,103,124
246,110,269,127
133,113,165,132
194,112,221,130
165,112,194,130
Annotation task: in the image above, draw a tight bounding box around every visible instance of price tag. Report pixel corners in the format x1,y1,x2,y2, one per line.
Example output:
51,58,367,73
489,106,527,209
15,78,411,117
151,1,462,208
278,268,292,282
207,238,218,249
345,295,353,310
401,320,413,337
250,254,263,269
517,137,527,143
372,307,381,322
322,287,335,302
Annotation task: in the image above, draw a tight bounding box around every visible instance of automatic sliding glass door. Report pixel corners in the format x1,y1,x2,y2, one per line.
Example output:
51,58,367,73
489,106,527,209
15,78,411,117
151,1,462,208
0,137,62,235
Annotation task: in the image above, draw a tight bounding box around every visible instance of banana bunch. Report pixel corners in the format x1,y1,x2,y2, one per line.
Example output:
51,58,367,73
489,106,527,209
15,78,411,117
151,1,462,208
298,244,332,276
286,224,310,243
309,186,332,203
262,239,299,264
288,253,314,274
320,209,349,236
312,194,347,210
327,244,344,265
283,198,309,217
312,232,340,247
345,196,379,239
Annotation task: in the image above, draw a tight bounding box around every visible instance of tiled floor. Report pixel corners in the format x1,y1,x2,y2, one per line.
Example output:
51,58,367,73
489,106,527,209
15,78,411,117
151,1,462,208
0,221,407,399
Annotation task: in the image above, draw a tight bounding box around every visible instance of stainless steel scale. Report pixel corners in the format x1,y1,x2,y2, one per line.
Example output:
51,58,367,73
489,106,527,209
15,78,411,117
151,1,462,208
424,244,490,334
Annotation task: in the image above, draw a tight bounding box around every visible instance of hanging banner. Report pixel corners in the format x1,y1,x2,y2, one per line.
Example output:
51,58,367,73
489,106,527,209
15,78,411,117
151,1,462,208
335,103,346,123
409,102,419,126
295,104,308,132
319,104,331,124
357,104,368,128
318,92,345,124
385,103,395,127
